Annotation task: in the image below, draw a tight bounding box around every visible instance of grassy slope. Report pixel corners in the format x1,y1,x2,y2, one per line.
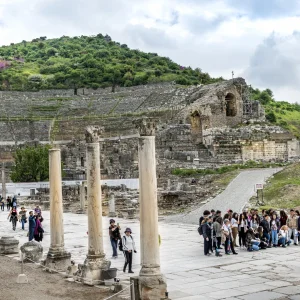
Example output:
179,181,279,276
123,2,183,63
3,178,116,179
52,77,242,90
255,163,300,209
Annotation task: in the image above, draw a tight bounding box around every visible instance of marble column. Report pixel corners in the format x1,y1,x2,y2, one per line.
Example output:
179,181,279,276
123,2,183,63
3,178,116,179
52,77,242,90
108,193,116,217
2,163,6,201
44,149,71,271
78,126,110,285
135,118,167,300
79,181,87,211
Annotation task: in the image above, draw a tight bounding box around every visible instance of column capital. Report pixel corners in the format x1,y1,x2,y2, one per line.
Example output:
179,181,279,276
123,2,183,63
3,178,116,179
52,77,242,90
134,118,157,136
85,126,104,143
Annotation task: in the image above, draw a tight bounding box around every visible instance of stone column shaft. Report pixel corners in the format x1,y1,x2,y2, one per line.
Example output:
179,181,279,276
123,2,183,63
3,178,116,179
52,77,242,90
2,163,6,200
139,136,160,274
49,149,65,252
80,182,86,210
108,193,116,217
86,143,104,258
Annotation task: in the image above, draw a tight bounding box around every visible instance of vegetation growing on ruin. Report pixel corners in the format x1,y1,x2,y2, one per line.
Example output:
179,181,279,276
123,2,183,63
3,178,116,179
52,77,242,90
0,35,222,91
250,88,300,138
250,163,300,209
172,160,287,176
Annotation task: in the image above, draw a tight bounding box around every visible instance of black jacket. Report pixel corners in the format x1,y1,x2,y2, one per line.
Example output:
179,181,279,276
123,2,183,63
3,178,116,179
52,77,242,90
201,222,212,239
260,219,270,233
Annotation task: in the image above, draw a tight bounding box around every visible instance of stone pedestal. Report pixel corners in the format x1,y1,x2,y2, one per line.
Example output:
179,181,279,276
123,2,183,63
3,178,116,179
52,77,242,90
44,149,71,271
20,241,43,262
78,126,110,285
0,236,19,255
135,118,167,300
108,193,116,217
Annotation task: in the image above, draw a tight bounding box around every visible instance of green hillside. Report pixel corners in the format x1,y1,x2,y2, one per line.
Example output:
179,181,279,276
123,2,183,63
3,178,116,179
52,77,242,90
251,88,300,138
0,34,222,91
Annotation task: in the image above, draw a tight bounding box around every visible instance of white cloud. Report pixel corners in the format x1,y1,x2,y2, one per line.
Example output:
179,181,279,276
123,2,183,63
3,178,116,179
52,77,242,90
0,0,300,102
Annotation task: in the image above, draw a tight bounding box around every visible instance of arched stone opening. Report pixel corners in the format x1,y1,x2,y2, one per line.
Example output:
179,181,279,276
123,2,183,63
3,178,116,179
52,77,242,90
225,93,237,117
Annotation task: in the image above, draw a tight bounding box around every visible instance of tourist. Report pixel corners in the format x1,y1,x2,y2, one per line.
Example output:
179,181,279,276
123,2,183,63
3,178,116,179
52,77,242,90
213,216,222,249
270,213,280,247
34,205,42,217
222,219,238,255
7,206,18,230
250,214,259,231
210,209,216,218
279,210,288,226
260,209,266,222
260,215,271,247
19,207,27,230
214,210,222,222
12,195,17,208
6,197,10,210
245,228,260,251
228,209,233,219
199,210,210,226
287,209,299,245
28,211,36,241
255,226,267,249
201,216,213,256
0,196,4,211
122,228,137,273
109,219,120,258
238,213,248,248
231,212,239,247
278,225,290,247
34,215,44,242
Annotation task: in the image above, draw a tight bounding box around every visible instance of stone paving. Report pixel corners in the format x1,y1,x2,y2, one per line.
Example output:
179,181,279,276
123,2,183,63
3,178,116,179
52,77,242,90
1,209,300,300
167,168,281,224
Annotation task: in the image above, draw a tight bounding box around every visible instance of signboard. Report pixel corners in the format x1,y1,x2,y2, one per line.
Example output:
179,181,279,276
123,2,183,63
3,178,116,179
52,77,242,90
255,183,264,191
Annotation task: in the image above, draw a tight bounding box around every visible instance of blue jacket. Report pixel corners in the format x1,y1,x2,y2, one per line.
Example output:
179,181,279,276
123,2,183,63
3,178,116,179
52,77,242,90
29,216,36,228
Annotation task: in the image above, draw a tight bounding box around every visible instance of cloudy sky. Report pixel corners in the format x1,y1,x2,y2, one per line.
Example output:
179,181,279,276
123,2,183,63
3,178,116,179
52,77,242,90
1,0,300,102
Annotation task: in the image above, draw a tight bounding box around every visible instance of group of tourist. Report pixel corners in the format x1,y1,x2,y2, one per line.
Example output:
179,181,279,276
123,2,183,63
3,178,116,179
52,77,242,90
0,195,18,211
109,219,137,274
6,203,44,242
199,208,300,256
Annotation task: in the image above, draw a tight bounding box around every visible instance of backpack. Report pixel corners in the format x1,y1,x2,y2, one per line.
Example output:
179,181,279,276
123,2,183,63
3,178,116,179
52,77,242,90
119,236,125,251
198,225,203,235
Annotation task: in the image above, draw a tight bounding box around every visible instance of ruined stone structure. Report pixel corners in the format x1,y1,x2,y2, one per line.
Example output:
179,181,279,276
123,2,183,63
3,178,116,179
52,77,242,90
0,78,299,182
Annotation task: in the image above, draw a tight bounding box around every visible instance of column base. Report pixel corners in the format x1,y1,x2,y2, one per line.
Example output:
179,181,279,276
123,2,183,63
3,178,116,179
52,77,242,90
43,250,71,272
76,256,111,286
138,274,168,300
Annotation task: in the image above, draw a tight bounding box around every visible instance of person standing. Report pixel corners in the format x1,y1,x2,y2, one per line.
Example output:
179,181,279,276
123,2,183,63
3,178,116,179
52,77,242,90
109,219,120,258
34,205,42,217
28,211,36,241
201,217,213,256
19,207,27,230
6,197,11,210
213,216,222,249
238,213,248,248
270,213,280,247
34,215,44,242
279,210,288,226
222,219,238,255
231,212,239,247
0,196,4,211
260,214,271,247
122,228,137,273
287,209,299,245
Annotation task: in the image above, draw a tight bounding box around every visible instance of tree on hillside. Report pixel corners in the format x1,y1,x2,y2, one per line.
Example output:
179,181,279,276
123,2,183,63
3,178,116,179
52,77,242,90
10,145,51,182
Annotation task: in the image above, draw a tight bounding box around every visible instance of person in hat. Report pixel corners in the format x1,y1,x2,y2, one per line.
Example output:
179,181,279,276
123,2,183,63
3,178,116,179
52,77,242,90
109,219,120,258
122,228,137,273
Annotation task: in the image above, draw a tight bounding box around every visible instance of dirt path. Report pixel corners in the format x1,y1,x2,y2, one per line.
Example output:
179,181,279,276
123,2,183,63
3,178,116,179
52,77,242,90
0,256,125,300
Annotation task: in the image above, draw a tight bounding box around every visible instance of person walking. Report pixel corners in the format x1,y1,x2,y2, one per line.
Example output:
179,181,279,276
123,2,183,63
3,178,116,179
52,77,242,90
28,211,36,241
287,209,299,245
7,206,18,230
109,219,120,258
122,228,137,273
19,207,27,230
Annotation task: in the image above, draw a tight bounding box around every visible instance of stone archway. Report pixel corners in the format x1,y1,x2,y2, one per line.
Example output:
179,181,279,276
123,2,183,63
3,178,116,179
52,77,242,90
225,93,237,117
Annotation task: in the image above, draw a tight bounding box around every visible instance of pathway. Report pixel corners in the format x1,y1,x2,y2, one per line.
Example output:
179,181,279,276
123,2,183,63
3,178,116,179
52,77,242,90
166,168,281,225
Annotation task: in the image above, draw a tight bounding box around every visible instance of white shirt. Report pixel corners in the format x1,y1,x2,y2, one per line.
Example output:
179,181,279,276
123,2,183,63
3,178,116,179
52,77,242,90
122,235,136,251
231,218,238,228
